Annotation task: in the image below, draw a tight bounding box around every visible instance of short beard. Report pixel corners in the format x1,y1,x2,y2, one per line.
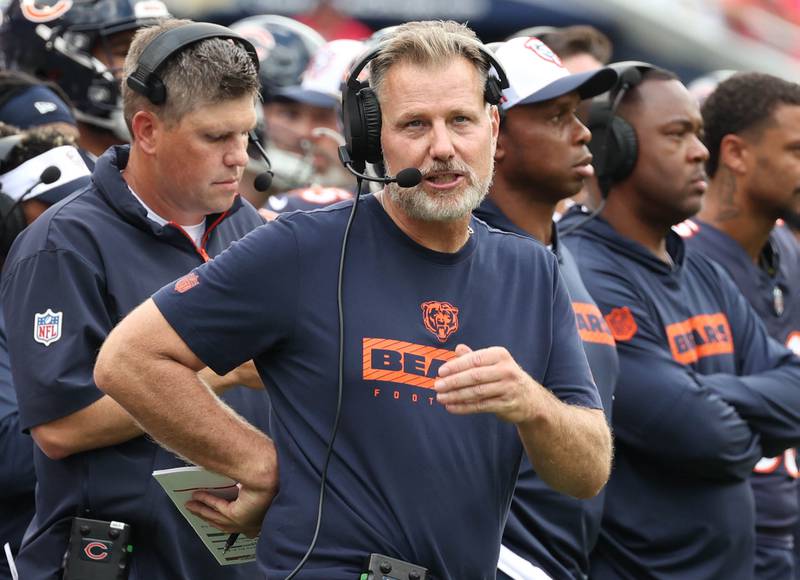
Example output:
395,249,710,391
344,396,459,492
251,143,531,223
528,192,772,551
385,158,494,222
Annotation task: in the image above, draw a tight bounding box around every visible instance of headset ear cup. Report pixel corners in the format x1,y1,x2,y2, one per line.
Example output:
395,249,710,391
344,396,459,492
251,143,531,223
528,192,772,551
342,82,362,161
587,102,612,189
342,82,382,166
359,87,382,164
148,78,167,105
484,77,502,106
606,117,638,183
587,101,638,196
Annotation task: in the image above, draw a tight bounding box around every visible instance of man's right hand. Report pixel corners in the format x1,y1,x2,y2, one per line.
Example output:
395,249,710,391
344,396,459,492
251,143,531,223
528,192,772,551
185,480,277,537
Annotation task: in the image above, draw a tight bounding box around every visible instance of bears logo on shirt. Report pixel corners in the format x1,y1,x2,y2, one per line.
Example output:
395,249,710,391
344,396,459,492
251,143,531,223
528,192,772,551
573,302,615,346
421,300,459,343
174,272,199,294
604,306,637,342
665,313,733,364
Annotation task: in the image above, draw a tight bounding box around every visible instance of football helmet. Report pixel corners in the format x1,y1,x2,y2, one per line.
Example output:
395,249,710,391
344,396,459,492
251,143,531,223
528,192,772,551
0,0,170,139
229,14,324,102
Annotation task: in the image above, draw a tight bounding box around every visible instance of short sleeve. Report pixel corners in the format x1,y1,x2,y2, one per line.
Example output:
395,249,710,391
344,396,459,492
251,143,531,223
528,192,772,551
153,219,301,375
1,249,111,430
542,264,603,410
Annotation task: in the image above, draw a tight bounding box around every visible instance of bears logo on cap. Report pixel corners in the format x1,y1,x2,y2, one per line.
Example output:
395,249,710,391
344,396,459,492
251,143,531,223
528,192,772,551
523,37,564,68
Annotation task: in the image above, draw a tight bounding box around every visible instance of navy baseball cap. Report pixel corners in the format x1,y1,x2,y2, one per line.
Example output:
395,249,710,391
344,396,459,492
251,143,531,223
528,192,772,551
0,84,77,129
493,36,617,110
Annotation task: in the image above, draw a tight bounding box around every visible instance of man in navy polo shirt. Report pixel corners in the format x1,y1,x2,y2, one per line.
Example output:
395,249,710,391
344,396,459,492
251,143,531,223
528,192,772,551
473,37,618,580
93,20,611,580
561,66,800,578
1,19,269,579
681,72,800,579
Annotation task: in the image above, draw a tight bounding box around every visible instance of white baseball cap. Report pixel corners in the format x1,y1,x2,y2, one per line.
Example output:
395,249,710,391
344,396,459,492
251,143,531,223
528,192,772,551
493,36,617,111
0,145,90,204
276,39,366,109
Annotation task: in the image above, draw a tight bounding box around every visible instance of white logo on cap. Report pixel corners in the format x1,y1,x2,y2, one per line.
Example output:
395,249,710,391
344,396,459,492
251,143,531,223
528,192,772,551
33,101,58,115
524,37,564,68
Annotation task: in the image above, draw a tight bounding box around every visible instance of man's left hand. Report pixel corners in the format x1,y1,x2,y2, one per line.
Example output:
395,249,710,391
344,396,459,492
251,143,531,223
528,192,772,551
434,344,543,424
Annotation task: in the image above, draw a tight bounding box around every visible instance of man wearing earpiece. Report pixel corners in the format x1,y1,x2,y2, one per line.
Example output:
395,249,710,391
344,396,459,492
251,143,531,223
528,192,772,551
473,36,619,580
560,64,800,578
1,19,270,579
92,20,611,580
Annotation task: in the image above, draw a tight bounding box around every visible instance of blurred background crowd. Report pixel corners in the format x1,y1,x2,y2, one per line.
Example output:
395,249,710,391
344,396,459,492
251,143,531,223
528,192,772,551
168,0,800,81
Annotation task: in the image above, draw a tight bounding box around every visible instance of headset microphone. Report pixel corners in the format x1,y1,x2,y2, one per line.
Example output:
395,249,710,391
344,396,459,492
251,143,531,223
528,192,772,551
38,165,62,187
248,131,274,192
338,146,422,188
11,165,62,204
13,164,61,206
1,165,62,257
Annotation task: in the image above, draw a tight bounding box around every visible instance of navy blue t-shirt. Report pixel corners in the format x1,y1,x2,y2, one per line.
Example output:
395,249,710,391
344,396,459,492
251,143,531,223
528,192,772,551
683,219,800,543
0,146,270,580
561,209,800,580
0,307,35,580
475,199,618,580
153,194,601,580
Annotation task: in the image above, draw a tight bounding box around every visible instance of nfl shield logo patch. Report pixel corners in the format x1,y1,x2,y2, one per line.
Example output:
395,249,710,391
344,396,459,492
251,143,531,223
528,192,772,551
34,309,62,346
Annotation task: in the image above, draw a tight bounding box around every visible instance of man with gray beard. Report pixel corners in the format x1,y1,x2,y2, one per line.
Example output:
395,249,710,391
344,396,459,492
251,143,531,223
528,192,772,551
92,20,609,579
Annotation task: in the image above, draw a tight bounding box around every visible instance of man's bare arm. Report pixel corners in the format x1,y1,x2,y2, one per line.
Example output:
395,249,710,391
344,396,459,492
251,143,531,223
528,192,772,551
93,298,277,494
434,344,612,499
32,361,263,460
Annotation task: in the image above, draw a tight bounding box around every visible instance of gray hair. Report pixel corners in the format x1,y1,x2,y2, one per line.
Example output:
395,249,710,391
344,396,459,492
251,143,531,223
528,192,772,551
369,20,491,102
122,19,260,131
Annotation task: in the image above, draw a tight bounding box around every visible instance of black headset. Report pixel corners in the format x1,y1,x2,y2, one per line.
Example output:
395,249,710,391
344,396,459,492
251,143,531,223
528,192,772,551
341,45,510,167
127,22,259,105
586,61,657,197
0,134,27,257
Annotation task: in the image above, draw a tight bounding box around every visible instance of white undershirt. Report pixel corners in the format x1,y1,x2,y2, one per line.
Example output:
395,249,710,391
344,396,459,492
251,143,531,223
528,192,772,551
128,187,206,247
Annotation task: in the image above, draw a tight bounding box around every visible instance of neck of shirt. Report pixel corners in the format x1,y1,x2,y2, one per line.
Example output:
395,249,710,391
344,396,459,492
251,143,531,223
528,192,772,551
127,186,206,247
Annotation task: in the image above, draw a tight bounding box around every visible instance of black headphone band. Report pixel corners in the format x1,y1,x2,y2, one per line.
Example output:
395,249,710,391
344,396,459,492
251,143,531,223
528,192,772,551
345,43,510,99
127,22,259,105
